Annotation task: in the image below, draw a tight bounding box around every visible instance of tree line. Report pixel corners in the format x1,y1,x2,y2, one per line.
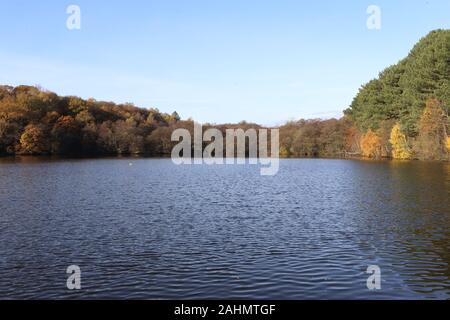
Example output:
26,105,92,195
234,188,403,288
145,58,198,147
0,84,448,160
345,29,450,161
0,85,182,156
1,30,450,161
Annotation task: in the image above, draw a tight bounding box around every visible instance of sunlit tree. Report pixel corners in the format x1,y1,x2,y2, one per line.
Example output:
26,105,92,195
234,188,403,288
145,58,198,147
416,98,449,160
389,123,412,159
360,129,382,158
19,124,49,154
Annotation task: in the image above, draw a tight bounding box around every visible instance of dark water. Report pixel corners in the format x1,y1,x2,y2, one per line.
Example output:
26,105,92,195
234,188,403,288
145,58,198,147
0,158,449,300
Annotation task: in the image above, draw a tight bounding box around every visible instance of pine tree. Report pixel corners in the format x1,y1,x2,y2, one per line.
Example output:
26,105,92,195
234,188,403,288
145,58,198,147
346,30,450,137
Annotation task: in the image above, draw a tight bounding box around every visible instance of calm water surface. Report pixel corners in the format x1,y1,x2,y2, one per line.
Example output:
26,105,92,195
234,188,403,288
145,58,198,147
0,158,449,299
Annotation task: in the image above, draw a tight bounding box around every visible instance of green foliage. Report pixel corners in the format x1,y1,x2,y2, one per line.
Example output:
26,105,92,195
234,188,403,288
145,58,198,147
346,30,450,137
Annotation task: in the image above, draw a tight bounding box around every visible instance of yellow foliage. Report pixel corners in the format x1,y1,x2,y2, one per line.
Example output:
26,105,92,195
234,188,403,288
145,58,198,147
360,129,382,158
389,123,412,159
279,146,291,158
447,137,450,152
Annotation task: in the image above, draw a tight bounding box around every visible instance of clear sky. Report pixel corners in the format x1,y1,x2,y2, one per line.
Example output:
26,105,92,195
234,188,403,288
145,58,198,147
0,0,449,125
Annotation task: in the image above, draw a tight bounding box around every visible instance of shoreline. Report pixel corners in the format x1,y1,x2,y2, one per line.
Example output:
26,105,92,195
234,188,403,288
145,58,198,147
1,154,449,163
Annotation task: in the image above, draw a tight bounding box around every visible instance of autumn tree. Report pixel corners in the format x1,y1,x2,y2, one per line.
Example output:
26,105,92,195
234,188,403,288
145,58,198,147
416,98,449,160
378,120,395,158
112,118,145,154
0,118,21,154
277,118,353,158
97,121,117,153
360,129,382,158
80,123,99,154
343,119,361,155
146,127,174,155
51,116,82,154
389,123,412,159
19,124,49,154
0,85,181,156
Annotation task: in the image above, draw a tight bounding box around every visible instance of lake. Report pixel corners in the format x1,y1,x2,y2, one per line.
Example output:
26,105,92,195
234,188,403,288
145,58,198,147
0,158,449,299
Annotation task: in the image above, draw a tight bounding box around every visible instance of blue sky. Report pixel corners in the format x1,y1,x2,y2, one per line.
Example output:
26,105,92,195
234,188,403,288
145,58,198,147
0,0,449,125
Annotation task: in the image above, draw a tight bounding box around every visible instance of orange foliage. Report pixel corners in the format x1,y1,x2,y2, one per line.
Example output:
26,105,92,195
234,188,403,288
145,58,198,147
360,129,382,158
417,98,448,160
19,124,49,154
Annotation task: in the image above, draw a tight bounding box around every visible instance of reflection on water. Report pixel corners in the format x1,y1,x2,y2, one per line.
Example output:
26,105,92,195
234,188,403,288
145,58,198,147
0,158,449,299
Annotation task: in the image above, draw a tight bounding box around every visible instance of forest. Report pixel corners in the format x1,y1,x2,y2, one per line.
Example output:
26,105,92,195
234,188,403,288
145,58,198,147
1,30,450,160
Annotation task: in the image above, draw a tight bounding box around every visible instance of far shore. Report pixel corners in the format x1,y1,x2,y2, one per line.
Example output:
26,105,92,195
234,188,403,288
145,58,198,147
1,154,448,163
